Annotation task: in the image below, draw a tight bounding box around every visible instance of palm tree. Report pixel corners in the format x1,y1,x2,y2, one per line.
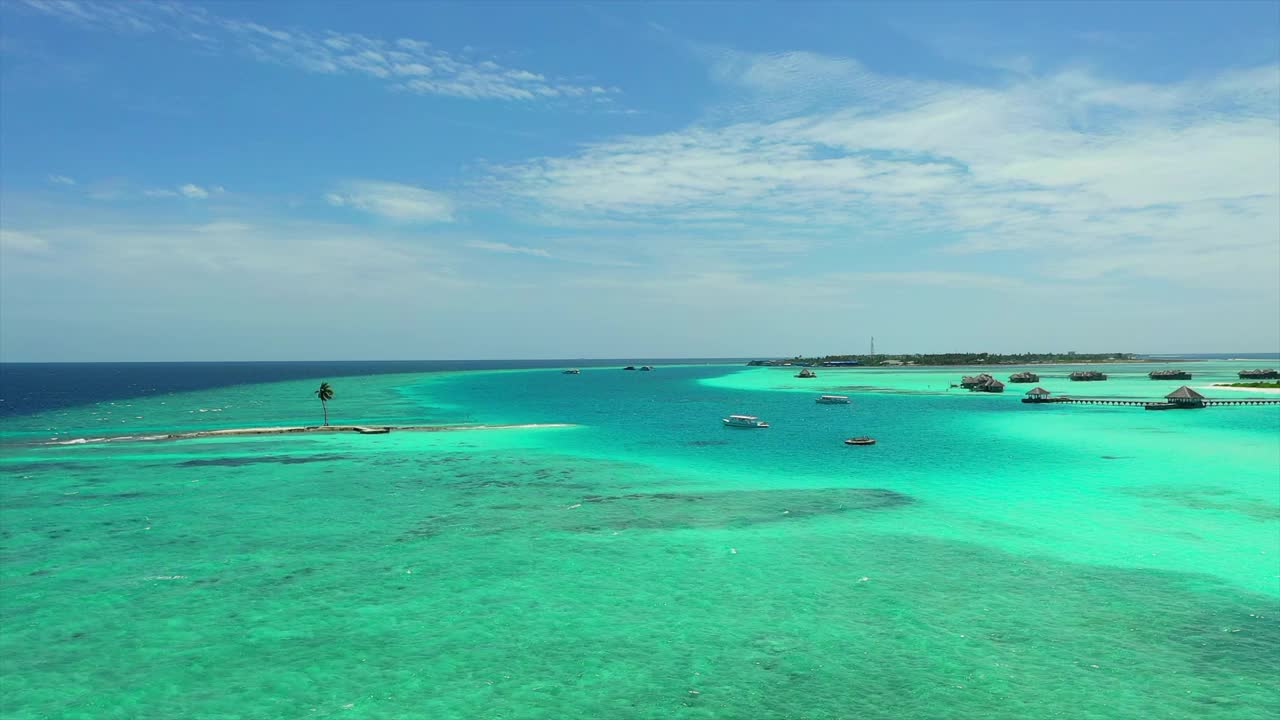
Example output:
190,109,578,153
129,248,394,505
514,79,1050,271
314,382,334,426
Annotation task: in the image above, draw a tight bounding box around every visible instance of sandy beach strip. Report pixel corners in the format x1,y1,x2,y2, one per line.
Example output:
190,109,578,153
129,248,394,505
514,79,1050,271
40,423,576,446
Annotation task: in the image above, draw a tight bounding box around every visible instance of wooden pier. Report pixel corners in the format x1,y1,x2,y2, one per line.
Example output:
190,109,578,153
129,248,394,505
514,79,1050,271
1020,385,1279,409
1051,397,1280,407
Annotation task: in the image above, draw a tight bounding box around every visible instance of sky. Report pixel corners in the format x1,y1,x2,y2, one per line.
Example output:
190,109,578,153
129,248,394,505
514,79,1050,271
1,1,1278,361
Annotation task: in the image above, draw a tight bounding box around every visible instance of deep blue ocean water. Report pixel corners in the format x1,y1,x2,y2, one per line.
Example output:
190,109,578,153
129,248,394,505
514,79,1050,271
0,360,741,418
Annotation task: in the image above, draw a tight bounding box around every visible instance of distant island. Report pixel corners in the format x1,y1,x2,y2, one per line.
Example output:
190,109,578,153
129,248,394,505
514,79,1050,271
748,352,1139,367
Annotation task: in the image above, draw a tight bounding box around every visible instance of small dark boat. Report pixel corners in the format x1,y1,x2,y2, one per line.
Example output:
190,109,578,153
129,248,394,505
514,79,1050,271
624,366,636,370
640,366,653,371
845,436,876,446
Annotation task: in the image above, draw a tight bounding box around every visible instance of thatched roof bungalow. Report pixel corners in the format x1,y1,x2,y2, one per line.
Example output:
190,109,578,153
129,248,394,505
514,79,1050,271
1009,371,1040,383
1239,369,1279,379
960,373,994,388
1165,386,1206,407
1149,369,1192,380
971,377,1005,393
1069,370,1107,381
1021,386,1058,403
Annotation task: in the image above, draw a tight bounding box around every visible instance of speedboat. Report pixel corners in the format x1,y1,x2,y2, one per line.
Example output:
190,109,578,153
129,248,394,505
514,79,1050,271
816,395,851,404
723,415,769,428
639,366,653,371
845,436,876,445
562,369,581,374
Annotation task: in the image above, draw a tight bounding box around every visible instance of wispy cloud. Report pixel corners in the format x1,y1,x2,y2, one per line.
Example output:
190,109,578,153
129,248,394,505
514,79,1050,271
179,183,209,199
0,228,52,255
142,183,219,199
465,240,551,258
326,180,454,223
47,174,76,185
17,0,615,102
493,53,1280,291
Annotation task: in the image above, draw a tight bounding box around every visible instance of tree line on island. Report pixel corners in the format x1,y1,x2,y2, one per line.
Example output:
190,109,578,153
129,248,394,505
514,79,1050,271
748,352,1137,367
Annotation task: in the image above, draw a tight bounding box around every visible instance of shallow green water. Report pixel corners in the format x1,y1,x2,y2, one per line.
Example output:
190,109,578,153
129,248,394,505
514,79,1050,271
2,362,1278,718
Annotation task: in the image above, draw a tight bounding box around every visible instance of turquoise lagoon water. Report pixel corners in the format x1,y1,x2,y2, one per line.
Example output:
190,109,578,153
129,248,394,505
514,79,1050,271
1,361,1278,719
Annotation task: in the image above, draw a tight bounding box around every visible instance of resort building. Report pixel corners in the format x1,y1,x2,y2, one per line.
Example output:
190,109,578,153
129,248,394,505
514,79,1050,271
1009,371,1040,383
1165,386,1207,408
970,377,1005,393
960,373,995,388
1069,371,1108,381
1149,369,1192,380
1239,369,1279,379
1021,387,1056,403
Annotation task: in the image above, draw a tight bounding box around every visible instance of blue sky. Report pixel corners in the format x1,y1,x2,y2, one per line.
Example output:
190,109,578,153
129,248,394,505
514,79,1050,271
1,1,1277,360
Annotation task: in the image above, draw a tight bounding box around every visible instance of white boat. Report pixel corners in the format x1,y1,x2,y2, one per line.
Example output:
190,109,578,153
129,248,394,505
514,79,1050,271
816,395,851,404
723,414,769,428
562,368,581,374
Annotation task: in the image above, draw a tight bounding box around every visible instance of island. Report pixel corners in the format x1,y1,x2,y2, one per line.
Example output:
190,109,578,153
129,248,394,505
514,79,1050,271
748,352,1137,367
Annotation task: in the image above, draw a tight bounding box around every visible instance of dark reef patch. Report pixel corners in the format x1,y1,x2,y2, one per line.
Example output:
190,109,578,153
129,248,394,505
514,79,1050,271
1118,485,1280,522
400,486,917,541
170,453,351,468
2,461,98,474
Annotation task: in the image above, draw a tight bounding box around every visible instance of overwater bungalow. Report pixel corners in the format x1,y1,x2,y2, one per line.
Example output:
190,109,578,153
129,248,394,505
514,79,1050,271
1069,371,1107,381
971,377,1005,393
796,368,817,378
1146,385,1207,410
1239,368,1279,379
1149,369,1192,380
1009,371,1039,383
960,373,994,388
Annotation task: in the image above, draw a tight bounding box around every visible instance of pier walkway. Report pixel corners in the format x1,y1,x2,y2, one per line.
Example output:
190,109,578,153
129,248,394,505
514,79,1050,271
1027,397,1280,407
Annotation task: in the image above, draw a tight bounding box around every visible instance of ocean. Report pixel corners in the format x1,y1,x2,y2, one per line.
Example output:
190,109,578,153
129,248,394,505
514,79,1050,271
1,360,1277,719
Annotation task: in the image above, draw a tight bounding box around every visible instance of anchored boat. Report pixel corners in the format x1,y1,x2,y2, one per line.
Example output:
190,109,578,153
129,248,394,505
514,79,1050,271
816,395,851,404
723,415,769,428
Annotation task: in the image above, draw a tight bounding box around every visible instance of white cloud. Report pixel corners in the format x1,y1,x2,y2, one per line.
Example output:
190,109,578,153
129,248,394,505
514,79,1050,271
0,228,52,255
17,0,615,102
326,180,454,223
493,56,1280,292
47,174,76,186
141,184,214,199
466,240,552,258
